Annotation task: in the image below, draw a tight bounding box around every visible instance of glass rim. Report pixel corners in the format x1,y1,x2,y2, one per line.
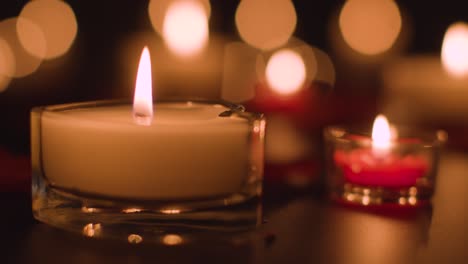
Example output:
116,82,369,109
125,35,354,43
31,98,265,121
324,125,448,148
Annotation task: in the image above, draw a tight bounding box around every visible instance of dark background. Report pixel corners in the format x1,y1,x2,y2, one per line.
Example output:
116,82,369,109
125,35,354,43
0,0,468,153
2,2,468,263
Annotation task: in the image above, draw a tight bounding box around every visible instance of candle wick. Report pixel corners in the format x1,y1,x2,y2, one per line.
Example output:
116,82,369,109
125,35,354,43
219,110,233,117
133,112,152,126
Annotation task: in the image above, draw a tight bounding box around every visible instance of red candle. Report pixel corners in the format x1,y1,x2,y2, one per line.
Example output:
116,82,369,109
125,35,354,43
333,115,429,187
334,148,428,187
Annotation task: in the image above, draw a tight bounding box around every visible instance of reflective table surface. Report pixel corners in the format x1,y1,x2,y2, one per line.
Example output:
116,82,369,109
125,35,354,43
5,152,468,264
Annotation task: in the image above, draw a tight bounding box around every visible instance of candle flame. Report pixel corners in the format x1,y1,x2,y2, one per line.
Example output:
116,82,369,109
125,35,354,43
133,47,153,126
265,49,306,95
441,22,468,77
372,114,392,150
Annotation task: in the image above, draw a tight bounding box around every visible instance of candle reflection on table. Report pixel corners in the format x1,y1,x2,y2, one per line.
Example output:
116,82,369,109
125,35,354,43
417,153,468,263
319,206,430,264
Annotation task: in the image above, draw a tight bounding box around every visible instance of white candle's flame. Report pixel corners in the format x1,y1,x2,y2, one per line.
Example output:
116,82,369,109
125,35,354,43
441,22,468,77
372,114,392,150
133,47,153,126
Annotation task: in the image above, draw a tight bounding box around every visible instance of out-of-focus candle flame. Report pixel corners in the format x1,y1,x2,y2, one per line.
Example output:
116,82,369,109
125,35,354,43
0,18,43,77
265,49,306,95
18,0,77,59
372,114,392,150
148,0,211,35
339,0,401,55
441,22,468,77
162,0,209,57
0,38,15,92
235,0,297,50
133,47,153,126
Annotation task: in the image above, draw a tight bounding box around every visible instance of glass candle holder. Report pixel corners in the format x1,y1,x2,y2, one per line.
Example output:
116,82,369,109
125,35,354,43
324,126,447,207
31,99,265,241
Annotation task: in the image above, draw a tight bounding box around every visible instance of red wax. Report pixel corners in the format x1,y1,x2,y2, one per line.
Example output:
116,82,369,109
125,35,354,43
0,148,30,192
334,149,429,187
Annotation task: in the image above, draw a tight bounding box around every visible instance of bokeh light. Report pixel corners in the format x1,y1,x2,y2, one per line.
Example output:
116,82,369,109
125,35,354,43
0,18,43,77
235,0,297,50
148,0,211,35
161,0,209,57
16,17,47,60
0,38,15,92
339,0,402,55
18,0,78,59
265,49,306,95
441,22,468,77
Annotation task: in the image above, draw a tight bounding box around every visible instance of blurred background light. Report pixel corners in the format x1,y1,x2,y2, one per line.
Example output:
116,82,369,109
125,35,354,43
235,0,297,51
265,49,306,95
441,22,468,78
162,0,209,57
148,0,175,35
148,0,211,36
0,38,15,92
16,17,47,60
18,0,77,59
0,18,43,77
118,32,225,100
339,0,402,55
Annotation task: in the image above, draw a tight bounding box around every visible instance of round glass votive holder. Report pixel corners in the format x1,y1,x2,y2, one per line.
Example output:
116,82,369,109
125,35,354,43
324,126,447,207
31,99,265,241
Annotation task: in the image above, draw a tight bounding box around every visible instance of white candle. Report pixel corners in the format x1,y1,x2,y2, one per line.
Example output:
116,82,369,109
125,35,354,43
383,22,468,122
383,56,468,121
41,102,253,199
35,46,264,200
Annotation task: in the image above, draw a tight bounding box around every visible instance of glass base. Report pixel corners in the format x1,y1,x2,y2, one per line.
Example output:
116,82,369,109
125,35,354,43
330,183,433,207
32,180,262,243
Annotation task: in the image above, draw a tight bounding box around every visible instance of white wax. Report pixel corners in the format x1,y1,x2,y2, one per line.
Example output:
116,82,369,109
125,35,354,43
41,102,252,200
383,56,468,121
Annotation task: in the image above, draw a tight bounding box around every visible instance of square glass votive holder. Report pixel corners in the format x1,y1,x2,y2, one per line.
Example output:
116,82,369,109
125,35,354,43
31,99,265,241
324,126,447,207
